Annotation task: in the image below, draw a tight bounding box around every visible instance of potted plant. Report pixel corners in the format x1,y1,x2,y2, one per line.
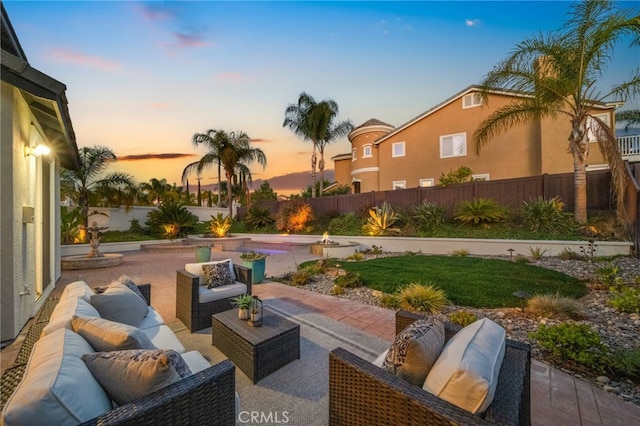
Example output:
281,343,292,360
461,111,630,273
194,243,213,262
231,294,254,320
240,250,268,284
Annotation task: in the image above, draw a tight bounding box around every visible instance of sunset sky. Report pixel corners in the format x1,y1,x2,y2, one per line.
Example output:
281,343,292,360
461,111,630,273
6,1,639,194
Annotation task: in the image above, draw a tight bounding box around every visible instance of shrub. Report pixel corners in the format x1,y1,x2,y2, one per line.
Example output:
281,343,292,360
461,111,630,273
521,196,574,234
526,294,585,320
439,165,473,187
529,323,610,372
128,218,145,234
527,246,548,260
379,293,399,309
305,259,329,275
447,310,478,327
558,248,584,260
331,285,345,295
334,271,363,288
611,348,640,381
362,202,402,236
609,287,640,314
597,264,619,285
454,198,507,226
244,206,275,230
275,199,313,233
412,202,446,232
396,283,448,314
209,213,232,237
328,213,363,235
346,251,364,261
450,249,468,257
146,202,199,239
291,269,313,286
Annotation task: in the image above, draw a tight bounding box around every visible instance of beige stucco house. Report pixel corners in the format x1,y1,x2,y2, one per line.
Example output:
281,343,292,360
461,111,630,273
333,86,617,193
1,4,80,341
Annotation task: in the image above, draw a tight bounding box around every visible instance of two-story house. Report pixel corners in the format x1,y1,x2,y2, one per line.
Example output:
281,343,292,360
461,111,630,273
332,85,617,193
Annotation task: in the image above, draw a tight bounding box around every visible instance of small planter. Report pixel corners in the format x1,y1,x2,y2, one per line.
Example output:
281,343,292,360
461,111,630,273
242,258,266,284
238,308,249,320
194,246,212,262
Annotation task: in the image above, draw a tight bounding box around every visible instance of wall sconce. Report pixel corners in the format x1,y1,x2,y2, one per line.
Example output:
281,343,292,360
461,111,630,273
24,144,51,157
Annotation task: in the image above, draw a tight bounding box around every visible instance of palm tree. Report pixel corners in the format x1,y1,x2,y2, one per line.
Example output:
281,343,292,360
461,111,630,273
473,0,639,225
61,145,137,229
182,129,223,207
283,92,352,197
317,120,353,195
138,178,172,206
616,109,640,130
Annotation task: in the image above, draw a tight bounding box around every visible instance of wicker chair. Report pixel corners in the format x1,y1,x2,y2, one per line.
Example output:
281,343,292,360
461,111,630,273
329,310,531,426
176,263,252,332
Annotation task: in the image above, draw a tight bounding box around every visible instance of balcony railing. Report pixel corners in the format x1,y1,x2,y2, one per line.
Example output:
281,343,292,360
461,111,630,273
618,135,640,158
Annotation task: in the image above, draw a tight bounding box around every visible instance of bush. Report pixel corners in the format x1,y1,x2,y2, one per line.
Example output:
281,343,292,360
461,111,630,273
597,264,619,285
609,287,640,314
209,213,232,237
128,218,146,234
454,198,507,226
328,213,363,235
331,285,345,295
447,310,478,327
379,293,399,309
333,272,362,288
527,246,548,260
449,249,468,257
396,283,448,314
611,348,640,381
521,196,574,234
529,323,610,372
526,294,585,320
558,248,584,260
412,202,446,232
362,202,401,236
439,165,473,187
275,199,313,233
146,202,199,239
291,269,314,286
346,251,364,261
244,206,275,230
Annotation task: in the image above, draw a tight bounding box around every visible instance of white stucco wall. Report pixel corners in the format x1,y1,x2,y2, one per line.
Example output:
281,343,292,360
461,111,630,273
88,205,233,231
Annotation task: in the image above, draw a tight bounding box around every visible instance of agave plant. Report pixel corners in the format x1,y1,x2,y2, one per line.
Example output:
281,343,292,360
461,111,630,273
454,198,507,226
362,202,401,236
210,213,232,237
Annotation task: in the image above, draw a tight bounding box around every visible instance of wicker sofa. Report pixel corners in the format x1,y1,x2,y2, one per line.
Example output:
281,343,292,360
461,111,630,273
329,310,531,426
1,281,237,426
176,260,252,332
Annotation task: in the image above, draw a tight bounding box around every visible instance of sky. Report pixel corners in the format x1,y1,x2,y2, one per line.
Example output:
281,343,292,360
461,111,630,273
6,0,640,195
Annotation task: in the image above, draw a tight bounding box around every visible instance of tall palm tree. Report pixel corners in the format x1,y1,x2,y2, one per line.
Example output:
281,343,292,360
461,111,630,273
138,178,172,206
182,129,223,207
317,120,354,195
61,145,137,229
616,109,640,130
283,92,352,197
474,0,639,225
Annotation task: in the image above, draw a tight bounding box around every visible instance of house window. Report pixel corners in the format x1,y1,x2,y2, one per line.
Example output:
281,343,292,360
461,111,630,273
472,174,490,181
392,180,406,190
587,113,611,143
392,142,405,158
353,181,361,194
462,93,482,109
419,178,435,187
440,133,467,158
363,145,372,158
352,149,356,161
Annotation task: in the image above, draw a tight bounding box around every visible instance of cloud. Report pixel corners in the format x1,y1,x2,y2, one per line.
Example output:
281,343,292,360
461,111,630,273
149,102,169,110
250,138,269,144
215,71,245,82
118,153,196,161
133,3,176,21
48,49,121,71
173,31,210,48
465,19,480,27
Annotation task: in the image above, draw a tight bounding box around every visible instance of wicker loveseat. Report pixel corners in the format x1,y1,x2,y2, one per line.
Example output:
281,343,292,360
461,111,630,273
329,310,531,426
177,261,252,332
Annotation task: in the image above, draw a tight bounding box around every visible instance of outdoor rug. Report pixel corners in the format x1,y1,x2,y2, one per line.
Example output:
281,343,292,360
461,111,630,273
169,298,391,426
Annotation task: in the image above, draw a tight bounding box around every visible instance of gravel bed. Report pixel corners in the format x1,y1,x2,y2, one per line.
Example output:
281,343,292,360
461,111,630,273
279,254,640,406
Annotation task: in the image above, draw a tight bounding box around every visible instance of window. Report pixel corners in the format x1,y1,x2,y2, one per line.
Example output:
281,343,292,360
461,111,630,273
587,113,611,143
419,178,435,187
392,180,406,190
352,149,356,161
472,174,490,181
462,93,482,109
363,145,372,158
440,133,466,158
392,142,405,158
353,181,361,194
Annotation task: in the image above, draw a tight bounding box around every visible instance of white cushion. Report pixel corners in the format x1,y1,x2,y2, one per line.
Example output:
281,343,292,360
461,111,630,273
138,306,166,330
90,282,148,326
142,324,186,353
1,328,111,426
185,259,236,285
181,350,212,374
372,348,389,368
423,318,506,414
60,280,95,303
41,297,101,337
198,282,247,303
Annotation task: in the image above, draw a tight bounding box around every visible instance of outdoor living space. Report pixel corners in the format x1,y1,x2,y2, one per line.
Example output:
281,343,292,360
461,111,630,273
2,248,639,426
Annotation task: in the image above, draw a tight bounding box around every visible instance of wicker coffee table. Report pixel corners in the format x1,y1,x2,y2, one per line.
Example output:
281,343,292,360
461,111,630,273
212,309,300,384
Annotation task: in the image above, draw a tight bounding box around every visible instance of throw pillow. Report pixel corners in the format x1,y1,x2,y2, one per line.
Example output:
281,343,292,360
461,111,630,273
202,262,235,289
90,282,148,326
71,316,156,352
382,317,445,386
82,349,193,406
114,274,147,303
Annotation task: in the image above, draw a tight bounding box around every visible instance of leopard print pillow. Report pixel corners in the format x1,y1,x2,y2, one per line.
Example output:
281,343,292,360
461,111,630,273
202,262,235,289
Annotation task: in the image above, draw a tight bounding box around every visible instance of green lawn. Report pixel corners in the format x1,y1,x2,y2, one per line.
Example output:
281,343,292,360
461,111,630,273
308,256,587,308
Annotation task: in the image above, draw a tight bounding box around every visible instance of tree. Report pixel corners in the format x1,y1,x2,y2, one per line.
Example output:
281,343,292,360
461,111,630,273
138,178,173,206
61,145,136,229
473,0,639,225
182,129,223,207
283,92,352,198
616,109,640,130
317,119,353,195
252,181,278,204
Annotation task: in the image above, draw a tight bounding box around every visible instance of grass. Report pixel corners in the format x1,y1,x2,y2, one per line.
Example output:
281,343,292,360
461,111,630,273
303,255,586,308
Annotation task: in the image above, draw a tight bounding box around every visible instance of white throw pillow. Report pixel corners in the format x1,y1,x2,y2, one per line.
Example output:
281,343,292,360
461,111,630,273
185,259,236,285
90,282,148,326
423,318,506,414
71,316,156,352
60,280,95,303
1,328,111,426
41,297,101,337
